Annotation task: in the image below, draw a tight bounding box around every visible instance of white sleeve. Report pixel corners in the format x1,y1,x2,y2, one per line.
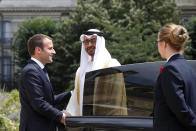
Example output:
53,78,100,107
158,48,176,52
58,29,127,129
66,68,81,116
109,59,121,67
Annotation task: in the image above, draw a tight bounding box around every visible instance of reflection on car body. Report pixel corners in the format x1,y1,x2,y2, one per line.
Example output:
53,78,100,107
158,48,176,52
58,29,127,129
93,72,128,116
66,61,196,131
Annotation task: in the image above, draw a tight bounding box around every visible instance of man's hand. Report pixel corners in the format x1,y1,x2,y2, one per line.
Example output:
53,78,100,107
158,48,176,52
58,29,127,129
60,110,71,125
62,110,72,117
60,113,66,125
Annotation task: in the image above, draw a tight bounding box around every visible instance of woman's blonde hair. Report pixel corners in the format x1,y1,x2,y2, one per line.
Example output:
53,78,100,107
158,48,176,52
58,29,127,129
159,23,189,51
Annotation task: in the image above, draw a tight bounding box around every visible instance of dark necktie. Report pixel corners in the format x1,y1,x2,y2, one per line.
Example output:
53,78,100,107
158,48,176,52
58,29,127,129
43,67,50,81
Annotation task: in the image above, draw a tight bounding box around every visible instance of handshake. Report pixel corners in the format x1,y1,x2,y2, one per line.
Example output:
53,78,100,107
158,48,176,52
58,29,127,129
60,110,71,125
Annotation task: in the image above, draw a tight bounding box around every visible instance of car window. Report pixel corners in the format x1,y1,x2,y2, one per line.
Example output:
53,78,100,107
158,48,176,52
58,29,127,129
83,60,196,117
93,73,128,116
83,62,162,117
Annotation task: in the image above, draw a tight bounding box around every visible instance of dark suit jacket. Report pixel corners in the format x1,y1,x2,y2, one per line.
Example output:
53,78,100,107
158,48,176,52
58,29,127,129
19,60,71,131
153,54,196,131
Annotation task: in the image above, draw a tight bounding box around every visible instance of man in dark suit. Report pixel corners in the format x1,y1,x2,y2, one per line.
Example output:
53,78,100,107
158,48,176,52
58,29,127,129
154,23,196,131
19,34,71,131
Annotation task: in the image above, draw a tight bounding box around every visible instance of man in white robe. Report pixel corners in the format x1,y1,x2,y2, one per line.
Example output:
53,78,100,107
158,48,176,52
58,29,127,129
66,29,127,116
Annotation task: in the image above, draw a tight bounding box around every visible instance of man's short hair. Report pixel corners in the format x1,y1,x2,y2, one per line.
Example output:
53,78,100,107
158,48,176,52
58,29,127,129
27,34,52,56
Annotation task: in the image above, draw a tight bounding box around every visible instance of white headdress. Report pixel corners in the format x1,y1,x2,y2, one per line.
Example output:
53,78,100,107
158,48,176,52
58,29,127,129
80,29,111,71
78,29,112,114
66,29,118,116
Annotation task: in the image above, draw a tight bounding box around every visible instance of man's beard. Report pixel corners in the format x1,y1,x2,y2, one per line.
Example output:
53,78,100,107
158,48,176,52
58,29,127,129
87,46,95,56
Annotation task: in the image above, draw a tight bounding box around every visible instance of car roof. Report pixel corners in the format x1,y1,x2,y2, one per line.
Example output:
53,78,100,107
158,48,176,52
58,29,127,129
85,60,196,87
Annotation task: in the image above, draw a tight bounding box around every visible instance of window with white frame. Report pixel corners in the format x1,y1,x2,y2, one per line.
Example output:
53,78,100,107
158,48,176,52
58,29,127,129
0,57,11,82
3,21,11,44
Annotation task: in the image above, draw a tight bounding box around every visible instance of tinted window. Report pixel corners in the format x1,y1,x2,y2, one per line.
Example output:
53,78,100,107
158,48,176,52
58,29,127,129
83,61,196,117
93,73,128,116
83,62,165,117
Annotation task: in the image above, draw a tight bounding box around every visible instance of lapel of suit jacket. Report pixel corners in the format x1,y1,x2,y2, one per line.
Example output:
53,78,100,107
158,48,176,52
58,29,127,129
157,54,184,79
28,59,54,96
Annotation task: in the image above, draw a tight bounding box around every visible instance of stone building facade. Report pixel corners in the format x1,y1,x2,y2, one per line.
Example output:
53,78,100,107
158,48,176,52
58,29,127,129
0,0,77,90
0,0,195,90
176,0,196,20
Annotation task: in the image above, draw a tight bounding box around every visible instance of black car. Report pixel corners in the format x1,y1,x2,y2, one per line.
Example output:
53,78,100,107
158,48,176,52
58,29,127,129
65,61,196,131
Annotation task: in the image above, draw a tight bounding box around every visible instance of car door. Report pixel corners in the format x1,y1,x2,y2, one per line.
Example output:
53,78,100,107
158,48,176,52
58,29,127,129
66,61,196,131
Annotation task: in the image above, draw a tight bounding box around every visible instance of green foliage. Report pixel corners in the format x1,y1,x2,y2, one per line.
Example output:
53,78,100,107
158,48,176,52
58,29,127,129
13,17,58,68
57,0,182,66
0,90,20,131
12,17,63,93
51,0,183,92
14,0,190,93
0,114,18,131
185,17,196,59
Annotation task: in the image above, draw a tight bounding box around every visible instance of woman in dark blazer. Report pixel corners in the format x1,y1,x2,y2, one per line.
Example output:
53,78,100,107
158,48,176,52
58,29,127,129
153,23,196,131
